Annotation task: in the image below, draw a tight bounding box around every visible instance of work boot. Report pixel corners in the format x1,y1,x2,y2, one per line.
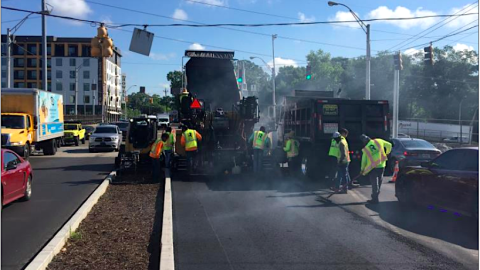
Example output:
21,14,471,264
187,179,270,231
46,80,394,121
367,199,379,204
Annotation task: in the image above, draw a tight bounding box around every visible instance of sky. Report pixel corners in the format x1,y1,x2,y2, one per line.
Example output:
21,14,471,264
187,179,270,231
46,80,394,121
1,0,478,95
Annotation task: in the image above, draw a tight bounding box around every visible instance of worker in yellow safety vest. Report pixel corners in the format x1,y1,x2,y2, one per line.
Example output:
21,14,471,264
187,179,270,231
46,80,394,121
181,125,202,174
359,134,392,204
150,133,169,181
283,131,300,175
328,132,341,188
162,127,176,168
335,128,351,194
248,126,271,173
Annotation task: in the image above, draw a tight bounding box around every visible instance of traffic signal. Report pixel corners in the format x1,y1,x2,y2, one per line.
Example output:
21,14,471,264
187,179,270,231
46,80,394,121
393,52,403,70
149,98,154,104
90,25,114,58
424,45,434,65
306,64,312,80
237,67,244,83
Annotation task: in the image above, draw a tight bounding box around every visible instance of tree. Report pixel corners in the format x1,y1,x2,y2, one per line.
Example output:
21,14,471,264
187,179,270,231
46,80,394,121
167,71,183,89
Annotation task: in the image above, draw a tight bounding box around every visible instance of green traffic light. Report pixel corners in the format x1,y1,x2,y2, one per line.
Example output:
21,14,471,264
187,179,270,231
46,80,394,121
237,77,243,83
306,75,311,80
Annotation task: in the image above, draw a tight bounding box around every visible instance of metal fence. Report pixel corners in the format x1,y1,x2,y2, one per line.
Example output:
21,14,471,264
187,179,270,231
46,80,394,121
398,118,479,144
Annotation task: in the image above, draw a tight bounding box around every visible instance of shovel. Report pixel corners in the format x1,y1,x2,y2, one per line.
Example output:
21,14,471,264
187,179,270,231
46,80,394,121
232,157,241,174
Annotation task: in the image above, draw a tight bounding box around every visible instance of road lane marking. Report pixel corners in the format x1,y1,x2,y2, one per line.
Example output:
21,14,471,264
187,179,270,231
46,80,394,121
160,169,175,270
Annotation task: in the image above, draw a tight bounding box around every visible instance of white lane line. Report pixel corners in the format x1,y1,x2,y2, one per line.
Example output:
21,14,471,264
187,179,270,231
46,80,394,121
160,169,175,270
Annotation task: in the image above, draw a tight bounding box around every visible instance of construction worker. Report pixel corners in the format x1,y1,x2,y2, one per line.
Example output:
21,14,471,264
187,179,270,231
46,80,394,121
283,131,300,175
336,128,351,193
181,125,202,174
328,132,340,189
359,134,392,204
163,127,175,168
248,126,271,173
150,133,169,181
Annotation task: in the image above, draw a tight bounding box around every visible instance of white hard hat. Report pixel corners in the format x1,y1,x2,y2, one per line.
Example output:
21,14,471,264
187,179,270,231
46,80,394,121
332,132,341,138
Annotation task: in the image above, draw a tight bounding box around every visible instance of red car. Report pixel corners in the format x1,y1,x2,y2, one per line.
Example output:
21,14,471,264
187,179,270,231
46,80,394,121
2,149,33,207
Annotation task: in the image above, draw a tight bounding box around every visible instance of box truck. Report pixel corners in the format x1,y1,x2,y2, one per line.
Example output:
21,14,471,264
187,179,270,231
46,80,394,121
1,89,64,158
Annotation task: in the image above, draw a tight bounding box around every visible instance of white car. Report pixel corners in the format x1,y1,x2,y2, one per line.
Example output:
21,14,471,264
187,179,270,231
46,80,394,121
442,136,469,143
89,125,122,152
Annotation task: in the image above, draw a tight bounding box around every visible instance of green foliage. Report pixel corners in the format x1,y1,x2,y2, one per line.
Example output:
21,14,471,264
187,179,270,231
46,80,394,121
70,231,82,241
127,92,175,115
167,71,183,89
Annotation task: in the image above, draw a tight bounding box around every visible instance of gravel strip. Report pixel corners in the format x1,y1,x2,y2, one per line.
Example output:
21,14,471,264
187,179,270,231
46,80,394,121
47,178,164,270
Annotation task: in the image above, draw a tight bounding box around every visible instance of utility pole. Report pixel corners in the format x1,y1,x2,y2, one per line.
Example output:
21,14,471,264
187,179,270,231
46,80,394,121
459,99,463,145
6,28,11,88
366,24,371,100
41,0,48,91
392,68,399,138
272,34,277,124
75,69,78,116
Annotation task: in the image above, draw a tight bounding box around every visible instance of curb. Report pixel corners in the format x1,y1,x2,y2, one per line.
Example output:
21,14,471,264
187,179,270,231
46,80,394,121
160,169,175,270
25,171,115,270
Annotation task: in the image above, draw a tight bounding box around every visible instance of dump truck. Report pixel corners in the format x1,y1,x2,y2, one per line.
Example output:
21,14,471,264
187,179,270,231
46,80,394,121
172,50,260,175
1,89,64,158
277,93,391,180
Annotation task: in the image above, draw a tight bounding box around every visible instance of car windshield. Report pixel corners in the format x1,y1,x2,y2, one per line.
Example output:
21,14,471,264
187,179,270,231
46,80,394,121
85,126,94,132
159,118,169,122
401,140,435,149
94,127,117,134
1,115,25,129
65,124,77,130
114,123,129,129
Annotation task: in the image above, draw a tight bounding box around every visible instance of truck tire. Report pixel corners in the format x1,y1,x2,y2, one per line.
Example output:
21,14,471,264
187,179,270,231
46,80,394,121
81,137,86,144
56,139,62,149
23,143,30,160
43,139,57,155
75,136,79,146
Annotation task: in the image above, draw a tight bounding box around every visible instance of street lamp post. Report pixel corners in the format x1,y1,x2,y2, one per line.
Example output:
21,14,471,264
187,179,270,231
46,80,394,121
271,34,277,123
328,1,371,100
250,56,276,121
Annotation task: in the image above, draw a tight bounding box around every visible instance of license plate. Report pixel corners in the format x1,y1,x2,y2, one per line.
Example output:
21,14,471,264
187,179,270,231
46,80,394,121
420,154,430,158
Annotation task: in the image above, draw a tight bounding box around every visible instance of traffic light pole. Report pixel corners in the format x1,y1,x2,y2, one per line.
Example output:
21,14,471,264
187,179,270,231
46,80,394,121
392,69,399,138
41,0,48,91
366,24,371,100
272,34,277,125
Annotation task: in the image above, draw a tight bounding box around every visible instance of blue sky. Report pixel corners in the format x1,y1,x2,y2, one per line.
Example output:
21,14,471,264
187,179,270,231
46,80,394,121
2,0,478,95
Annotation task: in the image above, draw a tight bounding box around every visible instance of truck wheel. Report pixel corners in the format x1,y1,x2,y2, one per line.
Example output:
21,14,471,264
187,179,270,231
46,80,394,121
23,143,30,160
56,139,61,148
43,140,56,155
75,137,79,146
21,176,32,201
81,137,86,144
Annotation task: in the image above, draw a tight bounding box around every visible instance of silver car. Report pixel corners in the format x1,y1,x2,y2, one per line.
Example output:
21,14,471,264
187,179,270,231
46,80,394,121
88,125,122,152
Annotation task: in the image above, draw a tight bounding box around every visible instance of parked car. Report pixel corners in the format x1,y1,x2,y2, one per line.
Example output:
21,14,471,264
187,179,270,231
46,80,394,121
397,133,410,138
88,125,122,152
63,121,86,146
395,148,478,218
84,126,95,140
443,136,470,143
110,122,129,141
157,113,170,129
2,149,33,207
387,138,441,173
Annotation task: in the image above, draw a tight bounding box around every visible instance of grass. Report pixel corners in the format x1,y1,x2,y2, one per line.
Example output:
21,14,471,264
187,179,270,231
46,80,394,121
69,231,83,241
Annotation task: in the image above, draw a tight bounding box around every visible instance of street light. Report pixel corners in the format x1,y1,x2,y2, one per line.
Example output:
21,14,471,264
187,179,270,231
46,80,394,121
250,56,276,121
329,1,371,100
124,85,138,119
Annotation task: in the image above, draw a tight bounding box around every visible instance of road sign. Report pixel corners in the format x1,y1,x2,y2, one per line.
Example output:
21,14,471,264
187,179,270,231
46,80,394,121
190,99,202,109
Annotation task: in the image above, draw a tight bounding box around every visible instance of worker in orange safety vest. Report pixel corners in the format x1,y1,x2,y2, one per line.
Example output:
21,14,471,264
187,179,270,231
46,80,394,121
150,133,169,181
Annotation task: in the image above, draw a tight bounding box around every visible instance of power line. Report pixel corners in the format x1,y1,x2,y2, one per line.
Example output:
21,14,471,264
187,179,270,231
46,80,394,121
388,2,478,51
2,16,40,24
403,25,479,51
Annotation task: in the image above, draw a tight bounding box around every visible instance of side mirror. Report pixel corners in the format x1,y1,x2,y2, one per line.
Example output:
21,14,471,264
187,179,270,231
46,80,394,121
421,162,431,168
6,162,17,171
119,131,123,135
33,116,38,129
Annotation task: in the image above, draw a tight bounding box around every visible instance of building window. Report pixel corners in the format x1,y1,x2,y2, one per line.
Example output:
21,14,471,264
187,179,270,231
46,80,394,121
83,70,90,79
1,44,6,56
27,70,37,80
39,59,51,68
82,45,91,57
55,44,65,56
84,96,90,104
27,58,37,68
48,82,51,91
56,58,63,66
13,44,25,55
39,44,52,56
56,82,63,91
83,83,90,91
14,70,25,80
27,82,37,88
70,70,76,79
14,82,25,88
68,45,78,57
14,58,25,67
1,82,6,88
1,70,6,78
26,44,37,55
70,83,75,91
56,70,62,79
83,59,90,67
70,95,76,103
70,58,76,66
1,59,6,66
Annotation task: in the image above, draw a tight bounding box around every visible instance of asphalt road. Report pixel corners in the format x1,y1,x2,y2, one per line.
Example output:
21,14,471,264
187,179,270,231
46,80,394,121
172,172,478,270
1,145,116,270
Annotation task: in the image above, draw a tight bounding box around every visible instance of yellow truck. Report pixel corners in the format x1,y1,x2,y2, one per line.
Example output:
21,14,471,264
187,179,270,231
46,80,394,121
63,121,86,146
1,89,65,158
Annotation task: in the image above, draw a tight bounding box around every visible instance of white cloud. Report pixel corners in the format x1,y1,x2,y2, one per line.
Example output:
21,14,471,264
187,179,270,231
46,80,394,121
150,52,176,61
159,83,170,90
268,57,298,74
298,12,315,23
172,9,188,20
446,5,479,28
329,11,361,28
186,0,227,6
366,6,438,29
453,43,474,52
47,0,92,18
189,43,206,50
403,48,422,56
100,16,113,25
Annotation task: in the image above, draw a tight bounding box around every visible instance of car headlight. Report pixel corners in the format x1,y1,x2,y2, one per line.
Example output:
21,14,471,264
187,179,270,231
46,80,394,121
112,137,119,141
11,141,23,146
